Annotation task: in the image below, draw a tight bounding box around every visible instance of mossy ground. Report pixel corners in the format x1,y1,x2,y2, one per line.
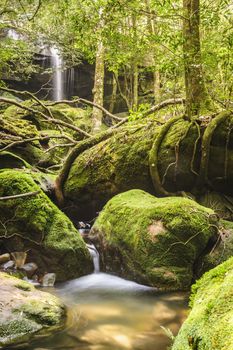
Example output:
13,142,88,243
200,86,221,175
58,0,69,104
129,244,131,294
91,189,218,290
172,257,233,350
0,169,93,281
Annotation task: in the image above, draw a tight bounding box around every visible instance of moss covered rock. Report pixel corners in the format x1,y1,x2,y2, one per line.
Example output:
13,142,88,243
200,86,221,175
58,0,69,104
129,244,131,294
172,257,233,350
64,121,159,214
0,169,93,281
195,219,233,277
0,272,66,347
91,189,218,290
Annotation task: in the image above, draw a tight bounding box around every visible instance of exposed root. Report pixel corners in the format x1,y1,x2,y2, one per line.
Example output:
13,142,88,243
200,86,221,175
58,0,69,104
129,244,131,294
55,128,120,205
198,111,232,189
149,116,183,196
190,121,201,176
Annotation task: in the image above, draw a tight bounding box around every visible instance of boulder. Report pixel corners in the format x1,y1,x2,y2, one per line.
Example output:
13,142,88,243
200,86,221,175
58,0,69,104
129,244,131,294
64,121,158,216
195,219,233,278
0,272,65,347
172,257,233,350
63,113,233,215
91,189,218,290
0,169,93,281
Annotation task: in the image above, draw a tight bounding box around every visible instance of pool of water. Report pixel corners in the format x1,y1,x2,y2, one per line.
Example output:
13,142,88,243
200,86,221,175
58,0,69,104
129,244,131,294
10,273,189,350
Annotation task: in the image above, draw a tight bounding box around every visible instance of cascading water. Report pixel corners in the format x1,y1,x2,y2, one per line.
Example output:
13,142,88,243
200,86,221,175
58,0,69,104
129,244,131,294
50,47,64,101
86,243,100,273
7,29,21,40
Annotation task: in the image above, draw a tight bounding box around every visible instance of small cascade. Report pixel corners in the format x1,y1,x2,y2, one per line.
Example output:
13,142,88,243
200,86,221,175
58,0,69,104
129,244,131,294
86,243,100,273
50,47,64,101
65,67,75,99
7,29,21,40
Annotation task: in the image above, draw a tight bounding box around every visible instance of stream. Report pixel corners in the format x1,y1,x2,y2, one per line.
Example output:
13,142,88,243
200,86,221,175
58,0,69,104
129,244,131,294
7,245,189,350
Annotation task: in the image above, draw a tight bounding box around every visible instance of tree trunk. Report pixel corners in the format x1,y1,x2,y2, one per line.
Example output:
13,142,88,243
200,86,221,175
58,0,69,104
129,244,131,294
145,0,161,102
109,72,118,114
133,63,139,109
92,41,105,132
183,0,210,118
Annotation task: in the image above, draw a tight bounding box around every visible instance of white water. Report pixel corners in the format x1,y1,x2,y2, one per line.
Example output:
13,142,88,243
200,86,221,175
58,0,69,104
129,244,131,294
86,243,100,273
7,29,21,40
50,47,64,101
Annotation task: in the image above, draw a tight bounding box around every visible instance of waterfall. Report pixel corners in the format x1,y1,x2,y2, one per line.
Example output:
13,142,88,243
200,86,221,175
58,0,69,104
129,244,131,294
7,29,21,40
50,47,64,101
86,243,100,273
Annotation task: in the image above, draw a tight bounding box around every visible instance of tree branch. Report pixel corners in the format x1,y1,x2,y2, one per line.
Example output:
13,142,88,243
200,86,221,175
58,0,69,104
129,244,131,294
0,191,40,201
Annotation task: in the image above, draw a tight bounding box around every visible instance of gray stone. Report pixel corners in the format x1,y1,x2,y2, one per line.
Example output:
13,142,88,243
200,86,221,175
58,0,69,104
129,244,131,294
21,262,38,278
2,260,15,270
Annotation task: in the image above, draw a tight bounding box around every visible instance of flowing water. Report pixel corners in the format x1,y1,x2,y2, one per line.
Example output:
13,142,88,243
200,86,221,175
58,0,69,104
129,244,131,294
10,272,188,350
50,47,64,101
6,244,189,350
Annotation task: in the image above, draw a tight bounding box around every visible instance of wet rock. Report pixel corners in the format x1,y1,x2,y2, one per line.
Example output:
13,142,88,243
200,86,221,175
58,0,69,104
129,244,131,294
0,253,10,264
2,260,15,270
42,273,56,287
21,262,38,278
0,272,66,347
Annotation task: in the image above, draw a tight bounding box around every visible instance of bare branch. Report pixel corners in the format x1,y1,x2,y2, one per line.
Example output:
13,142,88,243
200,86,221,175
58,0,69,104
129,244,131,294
0,191,40,201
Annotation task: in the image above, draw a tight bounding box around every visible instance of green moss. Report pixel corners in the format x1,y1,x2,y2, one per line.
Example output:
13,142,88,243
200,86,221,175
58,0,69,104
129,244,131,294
64,121,159,208
172,257,233,350
16,298,65,326
92,189,217,290
0,169,92,281
195,219,233,276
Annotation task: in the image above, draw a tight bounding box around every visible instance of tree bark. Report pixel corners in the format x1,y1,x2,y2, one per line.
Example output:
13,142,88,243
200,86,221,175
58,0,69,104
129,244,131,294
183,0,210,118
92,40,105,132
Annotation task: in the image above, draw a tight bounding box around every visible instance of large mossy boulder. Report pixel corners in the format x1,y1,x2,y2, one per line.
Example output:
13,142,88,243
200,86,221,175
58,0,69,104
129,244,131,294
0,272,65,347
172,257,233,350
91,190,218,290
63,113,233,215
64,121,159,214
0,169,93,281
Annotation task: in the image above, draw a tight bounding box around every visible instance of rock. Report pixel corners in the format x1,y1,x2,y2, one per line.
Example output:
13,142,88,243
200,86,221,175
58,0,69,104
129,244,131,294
11,251,27,268
0,272,66,347
0,170,93,281
172,257,233,350
0,253,10,264
64,120,158,216
2,260,15,270
91,190,218,290
63,113,233,216
21,262,38,278
42,273,56,287
195,219,233,278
